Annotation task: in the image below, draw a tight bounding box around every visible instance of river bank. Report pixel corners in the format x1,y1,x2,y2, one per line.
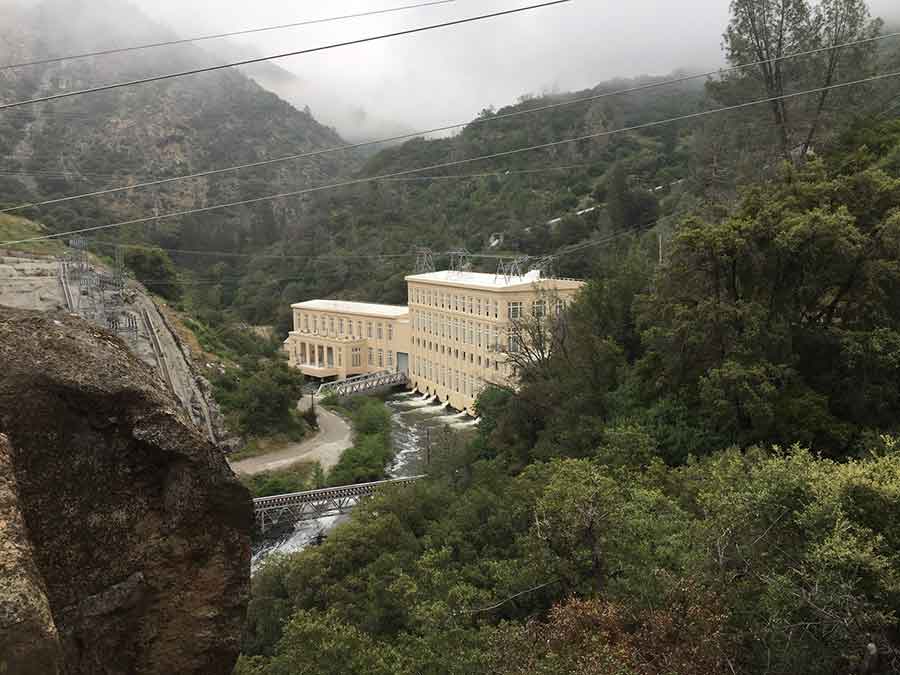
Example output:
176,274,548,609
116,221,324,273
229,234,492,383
249,390,479,571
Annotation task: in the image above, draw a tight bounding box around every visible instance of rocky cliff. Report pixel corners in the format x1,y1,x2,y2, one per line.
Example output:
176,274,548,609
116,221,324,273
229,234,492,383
0,307,252,674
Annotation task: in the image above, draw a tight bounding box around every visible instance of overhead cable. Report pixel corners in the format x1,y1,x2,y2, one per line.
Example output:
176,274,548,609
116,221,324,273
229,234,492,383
0,0,572,111
0,0,460,71
3,69,899,247
3,29,897,216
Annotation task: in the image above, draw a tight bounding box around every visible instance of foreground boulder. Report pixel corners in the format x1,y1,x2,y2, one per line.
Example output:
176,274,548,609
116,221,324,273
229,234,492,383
0,308,252,674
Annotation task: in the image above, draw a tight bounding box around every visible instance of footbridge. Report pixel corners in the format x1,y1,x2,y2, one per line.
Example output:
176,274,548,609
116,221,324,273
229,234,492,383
253,475,425,532
318,370,407,398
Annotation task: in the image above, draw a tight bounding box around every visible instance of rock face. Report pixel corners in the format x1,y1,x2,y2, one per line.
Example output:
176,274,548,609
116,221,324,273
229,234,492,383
0,308,252,674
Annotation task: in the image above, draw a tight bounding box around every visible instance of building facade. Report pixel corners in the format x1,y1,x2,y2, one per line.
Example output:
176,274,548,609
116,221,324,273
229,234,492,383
285,300,411,381
285,270,584,414
405,270,583,413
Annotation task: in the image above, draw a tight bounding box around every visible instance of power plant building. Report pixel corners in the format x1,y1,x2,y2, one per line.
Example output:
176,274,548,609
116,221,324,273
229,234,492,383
285,270,583,414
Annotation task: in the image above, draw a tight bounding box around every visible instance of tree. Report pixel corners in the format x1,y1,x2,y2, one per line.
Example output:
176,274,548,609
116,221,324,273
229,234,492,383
125,246,182,301
719,0,881,160
234,360,305,437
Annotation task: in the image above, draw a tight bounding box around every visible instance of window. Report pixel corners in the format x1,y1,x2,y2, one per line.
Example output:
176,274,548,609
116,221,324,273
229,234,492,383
329,317,335,334
349,321,354,337
388,324,393,341
352,348,361,367
476,298,482,316
378,349,384,367
339,318,344,335
303,315,309,332
387,351,394,368
377,323,383,340
367,322,373,338
509,331,522,354
440,293,445,309
493,300,499,319
477,324,483,348
508,302,523,320
357,322,362,337
368,348,374,365
467,322,473,344
313,317,319,334
467,297,473,314
454,295,459,311
338,350,342,367
533,299,546,318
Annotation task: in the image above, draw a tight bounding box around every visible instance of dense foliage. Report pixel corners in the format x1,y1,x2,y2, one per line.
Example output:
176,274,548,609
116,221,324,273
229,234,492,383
191,318,308,441
325,397,395,487
236,119,900,675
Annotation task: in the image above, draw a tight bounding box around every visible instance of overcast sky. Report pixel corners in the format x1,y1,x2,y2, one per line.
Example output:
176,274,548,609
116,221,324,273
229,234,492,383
134,0,899,136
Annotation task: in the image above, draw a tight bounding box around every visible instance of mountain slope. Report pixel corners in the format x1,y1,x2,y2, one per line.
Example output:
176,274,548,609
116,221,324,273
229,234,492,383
0,0,360,254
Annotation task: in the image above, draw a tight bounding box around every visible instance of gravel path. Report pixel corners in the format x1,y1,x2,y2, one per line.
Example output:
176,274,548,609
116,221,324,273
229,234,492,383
229,404,352,476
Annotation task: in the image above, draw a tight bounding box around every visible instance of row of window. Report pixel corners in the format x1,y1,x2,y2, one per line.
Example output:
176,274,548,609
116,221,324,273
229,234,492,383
409,288,558,320
298,313,394,341
409,287,500,318
411,314,527,352
413,339,507,368
411,358,488,398
293,342,395,370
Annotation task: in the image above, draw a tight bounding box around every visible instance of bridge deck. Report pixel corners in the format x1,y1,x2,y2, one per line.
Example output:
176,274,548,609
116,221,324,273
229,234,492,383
253,475,425,532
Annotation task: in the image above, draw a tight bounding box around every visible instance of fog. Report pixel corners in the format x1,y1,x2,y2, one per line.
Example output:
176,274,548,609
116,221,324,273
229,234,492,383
120,0,900,138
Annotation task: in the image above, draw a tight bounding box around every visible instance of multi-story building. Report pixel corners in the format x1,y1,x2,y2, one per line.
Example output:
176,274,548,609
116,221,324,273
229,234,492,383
405,270,583,413
284,270,583,414
285,300,410,381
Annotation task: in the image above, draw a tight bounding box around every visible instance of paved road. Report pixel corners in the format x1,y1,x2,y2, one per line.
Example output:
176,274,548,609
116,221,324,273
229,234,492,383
229,403,352,476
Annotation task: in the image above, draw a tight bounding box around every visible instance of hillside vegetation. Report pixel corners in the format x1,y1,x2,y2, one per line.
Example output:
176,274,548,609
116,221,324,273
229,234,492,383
238,117,900,675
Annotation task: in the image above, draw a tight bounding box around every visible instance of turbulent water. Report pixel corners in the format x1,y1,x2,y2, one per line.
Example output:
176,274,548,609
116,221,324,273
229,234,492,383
251,390,477,572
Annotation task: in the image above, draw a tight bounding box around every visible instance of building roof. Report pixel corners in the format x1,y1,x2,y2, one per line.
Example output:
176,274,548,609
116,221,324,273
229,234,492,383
291,299,409,318
405,269,551,290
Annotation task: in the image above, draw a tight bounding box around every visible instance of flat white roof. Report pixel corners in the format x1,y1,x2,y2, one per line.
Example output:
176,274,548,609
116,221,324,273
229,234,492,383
406,269,544,289
291,299,409,318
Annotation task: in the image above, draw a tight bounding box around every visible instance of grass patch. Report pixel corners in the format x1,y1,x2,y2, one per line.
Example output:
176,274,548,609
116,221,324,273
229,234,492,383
241,461,320,498
0,215,65,256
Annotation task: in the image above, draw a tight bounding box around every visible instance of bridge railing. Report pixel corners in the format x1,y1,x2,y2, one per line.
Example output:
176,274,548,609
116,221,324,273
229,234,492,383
253,475,426,532
317,370,407,398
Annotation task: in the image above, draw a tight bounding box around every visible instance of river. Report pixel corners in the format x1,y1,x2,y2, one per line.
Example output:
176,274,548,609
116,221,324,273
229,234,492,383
251,390,478,571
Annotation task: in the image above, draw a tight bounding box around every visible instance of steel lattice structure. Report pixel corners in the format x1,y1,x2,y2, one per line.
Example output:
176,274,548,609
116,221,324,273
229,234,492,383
317,370,407,398
253,476,425,532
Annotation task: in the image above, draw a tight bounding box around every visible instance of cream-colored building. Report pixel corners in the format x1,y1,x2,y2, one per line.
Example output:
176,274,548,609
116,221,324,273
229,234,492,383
405,270,583,413
285,300,411,381
285,270,583,414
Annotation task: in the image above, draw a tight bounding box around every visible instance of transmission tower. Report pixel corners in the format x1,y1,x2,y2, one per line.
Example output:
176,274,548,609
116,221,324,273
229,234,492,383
495,256,530,284
413,247,435,274
448,249,471,275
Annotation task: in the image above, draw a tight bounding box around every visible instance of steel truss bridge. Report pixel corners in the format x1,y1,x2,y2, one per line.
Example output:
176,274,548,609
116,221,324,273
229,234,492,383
253,475,425,533
317,370,407,398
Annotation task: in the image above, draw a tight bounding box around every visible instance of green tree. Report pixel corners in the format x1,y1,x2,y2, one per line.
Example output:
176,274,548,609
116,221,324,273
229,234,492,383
125,246,182,301
234,361,305,437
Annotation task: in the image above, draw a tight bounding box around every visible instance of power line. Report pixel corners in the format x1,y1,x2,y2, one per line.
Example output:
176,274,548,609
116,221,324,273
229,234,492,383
0,1,571,112
4,30,896,216
3,69,898,248
0,0,460,71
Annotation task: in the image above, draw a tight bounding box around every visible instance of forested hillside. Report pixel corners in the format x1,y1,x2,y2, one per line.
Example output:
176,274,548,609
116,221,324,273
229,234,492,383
238,116,900,675
0,0,359,262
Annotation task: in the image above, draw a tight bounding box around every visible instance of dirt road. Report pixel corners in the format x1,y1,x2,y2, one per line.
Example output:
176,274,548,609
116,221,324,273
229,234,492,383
229,404,352,476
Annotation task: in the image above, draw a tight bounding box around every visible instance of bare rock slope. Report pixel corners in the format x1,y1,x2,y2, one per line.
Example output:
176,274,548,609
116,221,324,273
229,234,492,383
0,307,252,674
